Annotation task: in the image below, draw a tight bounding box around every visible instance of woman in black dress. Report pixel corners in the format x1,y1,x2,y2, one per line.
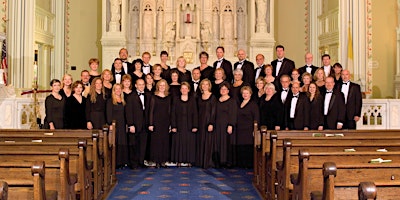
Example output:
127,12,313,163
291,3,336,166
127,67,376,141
253,77,266,104
88,58,101,84
86,77,107,129
101,69,113,98
130,59,144,86
160,51,171,83
106,84,128,168
231,68,250,105
196,79,217,168
44,79,65,129
169,69,181,98
259,83,283,130
314,68,326,94
59,74,72,98
236,86,260,168
215,82,237,168
65,81,86,129
195,51,215,81
176,56,192,83
148,79,172,167
212,68,226,99
308,82,324,130
171,82,198,166
144,73,155,93
152,64,163,84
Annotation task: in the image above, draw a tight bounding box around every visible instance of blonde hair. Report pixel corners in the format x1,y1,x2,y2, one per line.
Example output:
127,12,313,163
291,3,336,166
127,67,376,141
101,69,114,82
214,68,226,80
181,81,191,92
111,84,126,106
155,79,169,96
61,74,73,88
176,56,186,67
314,68,326,81
89,77,105,103
199,78,212,93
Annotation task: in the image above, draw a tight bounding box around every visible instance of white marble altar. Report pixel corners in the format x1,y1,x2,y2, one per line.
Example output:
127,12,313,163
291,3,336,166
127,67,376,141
101,0,275,69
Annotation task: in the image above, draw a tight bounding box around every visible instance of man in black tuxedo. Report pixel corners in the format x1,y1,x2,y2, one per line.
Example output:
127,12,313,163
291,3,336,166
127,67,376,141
191,68,202,98
284,82,310,130
125,79,150,168
213,46,233,83
271,45,295,80
298,52,318,78
277,75,292,129
111,48,133,74
111,58,125,84
339,70,362,129
234,49,255,85
321,54,335,77
323,76,345,130
80,70,91,97
254,54,266,81
141,52,152,75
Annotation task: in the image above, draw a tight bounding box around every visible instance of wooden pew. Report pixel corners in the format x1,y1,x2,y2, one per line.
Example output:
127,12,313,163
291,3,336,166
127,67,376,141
258,130,400,200
0,128,113,200
253,126,269,199
0,161,57,200
101,123,116,192
0,136,93,199
291,150,400,200
0,181,6,200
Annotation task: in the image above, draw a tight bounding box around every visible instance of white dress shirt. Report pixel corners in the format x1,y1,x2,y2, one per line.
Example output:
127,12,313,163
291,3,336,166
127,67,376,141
324,91,333,115
341,81,350,104
290,93,299,118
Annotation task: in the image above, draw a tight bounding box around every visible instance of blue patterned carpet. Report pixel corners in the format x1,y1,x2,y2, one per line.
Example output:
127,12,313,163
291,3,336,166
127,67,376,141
106,167,262,200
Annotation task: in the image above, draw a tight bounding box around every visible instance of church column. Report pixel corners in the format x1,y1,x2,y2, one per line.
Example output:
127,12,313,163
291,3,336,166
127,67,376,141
248,0,275,63
8,0,35,88
395,0,400,98
101,0,127,70
53,0,65,76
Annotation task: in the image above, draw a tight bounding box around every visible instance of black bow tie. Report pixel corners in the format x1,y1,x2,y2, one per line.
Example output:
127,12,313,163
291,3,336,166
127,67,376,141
115,71,122,75
326,91,333,94
282,89,288,92
84,83,89,87
143,65,150,68
193,81,199,85
239,61,244,65
278,60,283,62
138,92,144,96
218,60,223,63
342,82,349,85
292,95,298,98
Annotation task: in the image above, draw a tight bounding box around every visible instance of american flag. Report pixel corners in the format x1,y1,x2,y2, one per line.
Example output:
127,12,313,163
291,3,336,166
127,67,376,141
1,39,7,85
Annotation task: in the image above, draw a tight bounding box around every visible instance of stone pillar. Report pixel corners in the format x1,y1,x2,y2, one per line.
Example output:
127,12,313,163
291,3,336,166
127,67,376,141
101,0,127,70
395,0,400,98
248,0,275,63
8,0,35,88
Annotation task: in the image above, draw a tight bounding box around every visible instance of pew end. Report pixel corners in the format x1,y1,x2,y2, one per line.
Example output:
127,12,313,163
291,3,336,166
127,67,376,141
0,181,7,200
358,182,377,200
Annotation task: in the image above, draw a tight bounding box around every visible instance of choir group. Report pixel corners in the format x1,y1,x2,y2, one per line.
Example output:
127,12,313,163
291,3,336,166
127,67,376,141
44,45,362,169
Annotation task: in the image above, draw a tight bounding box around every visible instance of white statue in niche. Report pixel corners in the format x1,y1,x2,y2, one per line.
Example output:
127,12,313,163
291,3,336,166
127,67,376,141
165,21,176,42
256,0,267,32
201,22,212,42
110,0,122,23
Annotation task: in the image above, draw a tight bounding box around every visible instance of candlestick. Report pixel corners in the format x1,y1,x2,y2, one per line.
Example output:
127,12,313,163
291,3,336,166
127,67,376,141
33,61,38,87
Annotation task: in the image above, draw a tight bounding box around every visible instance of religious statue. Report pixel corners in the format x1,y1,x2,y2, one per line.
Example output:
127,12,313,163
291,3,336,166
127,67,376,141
256,0,267,32
165,21,176,42
110,0,122,23
201,22,212,42
109,0,122,32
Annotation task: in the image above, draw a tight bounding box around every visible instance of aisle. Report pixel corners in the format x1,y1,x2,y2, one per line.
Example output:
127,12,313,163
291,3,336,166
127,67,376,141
106,167,261,199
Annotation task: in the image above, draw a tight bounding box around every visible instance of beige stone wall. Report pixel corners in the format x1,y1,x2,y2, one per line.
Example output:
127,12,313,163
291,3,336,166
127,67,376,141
371,0,397,98
67,0,102,81
274,0,307,67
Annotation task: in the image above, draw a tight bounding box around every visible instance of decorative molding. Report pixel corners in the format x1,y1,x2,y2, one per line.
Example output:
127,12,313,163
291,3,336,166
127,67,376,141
65,0,71,71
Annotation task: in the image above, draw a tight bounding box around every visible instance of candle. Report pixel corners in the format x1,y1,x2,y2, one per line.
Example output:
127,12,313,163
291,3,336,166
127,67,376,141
186,13,190,23
33,61,38,86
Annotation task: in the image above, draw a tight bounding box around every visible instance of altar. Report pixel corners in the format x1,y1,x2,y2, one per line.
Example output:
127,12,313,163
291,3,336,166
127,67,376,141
101,0,276,68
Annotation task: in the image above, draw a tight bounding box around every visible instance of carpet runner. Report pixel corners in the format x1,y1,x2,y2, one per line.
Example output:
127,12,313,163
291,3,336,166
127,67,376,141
107,167,261,199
